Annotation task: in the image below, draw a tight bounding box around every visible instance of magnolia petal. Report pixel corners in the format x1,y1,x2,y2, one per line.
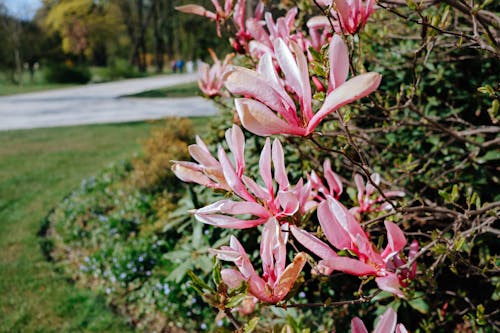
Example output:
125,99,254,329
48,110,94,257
194,213,267,229
274,39,303,102
290,225,337,260
290,40,313,121
396,324,409,333
322,256,377,276
221,268,245,289
307,72,381,133
242,175,272,201
351,317,369,333
323,159,343,197
375,273,404,297
171,163,219,189
175,4,217,20
384,220,407,254
277,191,300,216
333,0,351,31
317,199,351,250
260,219,279,281
218,146,255,202
373,308,398,333
328,35,349,91
225,125,246,176
224,66,297,124
188,144,219,168
273,252,307,301
194,199,270,218
272,139,290,190
259,138,274,195
235,98,307,136
258,52,281,86
307,15,330,29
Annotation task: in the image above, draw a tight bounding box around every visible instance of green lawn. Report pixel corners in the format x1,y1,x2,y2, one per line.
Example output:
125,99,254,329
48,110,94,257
122,81,200,98
0,70,77,96
0,121,166,332
0,117,213,332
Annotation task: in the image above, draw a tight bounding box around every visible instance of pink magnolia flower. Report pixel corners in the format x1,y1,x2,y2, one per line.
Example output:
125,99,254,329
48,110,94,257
176,0,233,36
306,15,332,52
291,196,417,297
231,0,264,53
350,173,405,220
309,158,343,201
350,307,408,333
246,7,299,58
211,229,307,304
172,125,314,229
198,49,234,97
224,36,381,137
317,0,375,35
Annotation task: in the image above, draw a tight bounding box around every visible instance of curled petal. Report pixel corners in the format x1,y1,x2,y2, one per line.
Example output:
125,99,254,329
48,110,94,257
273,252,307,301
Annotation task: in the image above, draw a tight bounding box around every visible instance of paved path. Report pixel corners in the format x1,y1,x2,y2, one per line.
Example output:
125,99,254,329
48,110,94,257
0,73,218,131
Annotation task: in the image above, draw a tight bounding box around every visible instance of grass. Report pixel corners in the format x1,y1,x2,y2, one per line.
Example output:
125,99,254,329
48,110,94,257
0,118,213,332
123,81,200,98
0,71,77,96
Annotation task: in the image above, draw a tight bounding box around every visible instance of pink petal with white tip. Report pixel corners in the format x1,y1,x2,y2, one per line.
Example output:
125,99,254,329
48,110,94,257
307,72,381,133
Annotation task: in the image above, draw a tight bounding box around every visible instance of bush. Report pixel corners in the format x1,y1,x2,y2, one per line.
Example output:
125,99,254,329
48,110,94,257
131,118,193,192
43,63,91,84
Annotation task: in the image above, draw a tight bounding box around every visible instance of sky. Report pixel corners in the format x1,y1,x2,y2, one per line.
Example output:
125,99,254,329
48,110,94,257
2,0,42,20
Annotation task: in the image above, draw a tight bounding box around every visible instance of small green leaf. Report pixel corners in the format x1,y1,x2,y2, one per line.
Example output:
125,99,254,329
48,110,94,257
187,270,212,293
450,184,460,202
408,296,430,314
243,317,259,333
225,293,247,308
212,258,222,286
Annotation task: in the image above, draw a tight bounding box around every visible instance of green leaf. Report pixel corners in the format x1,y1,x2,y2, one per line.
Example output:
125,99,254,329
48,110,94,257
166,261,191,283
186,270,212,293
450,184,460,202
212,258,222,286
225,293,247,308
243,317,259,333
408,295,430,314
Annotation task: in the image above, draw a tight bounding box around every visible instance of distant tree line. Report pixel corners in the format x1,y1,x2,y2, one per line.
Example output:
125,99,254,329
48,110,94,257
0,0,230,84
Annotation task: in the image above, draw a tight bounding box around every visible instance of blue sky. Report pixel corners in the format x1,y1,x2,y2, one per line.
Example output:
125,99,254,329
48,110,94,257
3,0,42,20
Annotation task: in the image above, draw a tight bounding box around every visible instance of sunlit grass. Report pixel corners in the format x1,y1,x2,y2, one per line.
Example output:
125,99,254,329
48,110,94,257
0,117,212,332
